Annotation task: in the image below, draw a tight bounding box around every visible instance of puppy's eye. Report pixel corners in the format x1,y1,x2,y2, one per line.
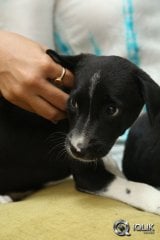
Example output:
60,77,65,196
106,105,119,116
70,98,78,110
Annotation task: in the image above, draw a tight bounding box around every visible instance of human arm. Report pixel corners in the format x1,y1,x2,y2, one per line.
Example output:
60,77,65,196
0,31,74,121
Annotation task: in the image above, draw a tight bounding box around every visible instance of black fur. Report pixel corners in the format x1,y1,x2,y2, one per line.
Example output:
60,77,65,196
122,68,160,187
0,49,159,196
123,113,160,187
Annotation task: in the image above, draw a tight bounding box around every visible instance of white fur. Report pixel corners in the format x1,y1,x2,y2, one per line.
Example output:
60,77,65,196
69,72,100,156
94,155,160,215
97,176,160,215
0,195,13,204
89,71,100,98
102,154,124,178
70,133,86,152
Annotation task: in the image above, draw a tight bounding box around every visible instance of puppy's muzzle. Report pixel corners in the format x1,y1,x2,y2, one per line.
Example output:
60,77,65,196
69,142,87,159
66,138,88,160
65,137,109,162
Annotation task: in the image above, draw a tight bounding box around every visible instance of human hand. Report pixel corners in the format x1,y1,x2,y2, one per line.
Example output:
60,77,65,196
0,31,74,121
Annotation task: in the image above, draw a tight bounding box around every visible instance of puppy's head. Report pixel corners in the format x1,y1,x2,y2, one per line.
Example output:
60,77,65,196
47,50,160,162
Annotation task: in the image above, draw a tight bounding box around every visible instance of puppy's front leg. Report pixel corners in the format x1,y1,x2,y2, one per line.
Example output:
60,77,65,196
71,159,160,215
98,176,160,215
70,159,114,193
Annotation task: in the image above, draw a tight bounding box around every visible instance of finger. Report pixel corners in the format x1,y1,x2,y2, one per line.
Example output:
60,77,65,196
47,61,74,88
37,80,69,111
29,95,67,121
1,88,34,113
12,100,34,113
61,68,74,88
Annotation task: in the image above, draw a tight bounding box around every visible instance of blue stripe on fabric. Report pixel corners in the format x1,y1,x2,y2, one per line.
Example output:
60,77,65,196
54,32,73,55
54,31,102,56
89,33,102,56
119,0,140,142
123,0,140,66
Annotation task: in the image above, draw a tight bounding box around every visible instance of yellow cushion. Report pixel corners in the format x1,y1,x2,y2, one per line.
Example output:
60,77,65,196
0,179,159,240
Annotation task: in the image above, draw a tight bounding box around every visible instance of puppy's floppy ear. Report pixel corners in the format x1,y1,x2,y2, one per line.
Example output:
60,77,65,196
137,69,160,124
46,49,83,72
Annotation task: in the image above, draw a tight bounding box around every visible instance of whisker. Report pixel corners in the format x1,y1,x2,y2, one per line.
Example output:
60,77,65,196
48,142,65,156
47,137,66,147
56,148,67,161
45,131,67,144
49,141,68,162
46,131,66,156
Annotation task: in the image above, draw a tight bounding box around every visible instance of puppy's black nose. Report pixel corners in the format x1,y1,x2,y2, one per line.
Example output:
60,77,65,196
70,143,86,158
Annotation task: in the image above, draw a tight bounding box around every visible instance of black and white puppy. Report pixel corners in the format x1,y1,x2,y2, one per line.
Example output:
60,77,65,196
0,50,160,215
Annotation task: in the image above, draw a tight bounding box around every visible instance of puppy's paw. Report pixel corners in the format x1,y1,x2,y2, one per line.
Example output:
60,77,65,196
155,206,160,215
0,195,13,204
142,188,160,215
96,176,160,215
